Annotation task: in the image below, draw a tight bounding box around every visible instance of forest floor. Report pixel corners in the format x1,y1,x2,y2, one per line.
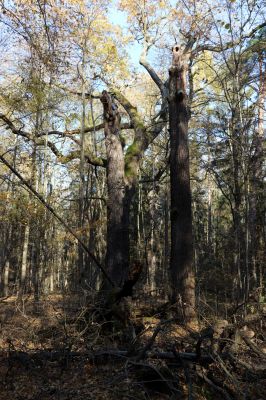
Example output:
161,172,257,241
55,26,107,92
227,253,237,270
0,294,265,400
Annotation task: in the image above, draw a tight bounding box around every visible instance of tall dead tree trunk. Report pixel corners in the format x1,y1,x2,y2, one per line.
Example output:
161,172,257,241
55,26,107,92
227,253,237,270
168,46,196,324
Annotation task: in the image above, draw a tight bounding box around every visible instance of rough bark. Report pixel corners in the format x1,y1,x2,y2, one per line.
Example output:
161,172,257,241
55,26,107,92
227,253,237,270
100,91,129,288
230,107,243,299
249,54,265,289
168,46,196,323
78,48,87,281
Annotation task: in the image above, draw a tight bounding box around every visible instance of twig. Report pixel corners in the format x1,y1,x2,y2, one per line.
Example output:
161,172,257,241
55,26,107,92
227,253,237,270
135,325,162,360
196,369,233,400
240,333,266,359
128,359,180,396
227,352,266,373
213,351,242,396
134,318,175,360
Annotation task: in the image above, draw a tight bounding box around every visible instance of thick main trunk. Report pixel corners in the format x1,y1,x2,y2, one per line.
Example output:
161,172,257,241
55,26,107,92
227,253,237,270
168,47,196,323
101,91,129,288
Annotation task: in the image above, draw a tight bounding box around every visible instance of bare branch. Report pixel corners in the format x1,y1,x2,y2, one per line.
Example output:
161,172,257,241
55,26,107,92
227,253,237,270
194,21,266,54
41,122,133,137
0,113,107,168
139,43,166,97
59,150,107,168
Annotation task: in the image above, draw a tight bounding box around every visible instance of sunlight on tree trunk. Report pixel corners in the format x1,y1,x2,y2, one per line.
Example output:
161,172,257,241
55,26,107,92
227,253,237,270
169,46,196,324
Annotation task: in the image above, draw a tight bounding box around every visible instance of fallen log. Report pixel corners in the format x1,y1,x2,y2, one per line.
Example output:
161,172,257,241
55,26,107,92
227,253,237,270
3,348,213,366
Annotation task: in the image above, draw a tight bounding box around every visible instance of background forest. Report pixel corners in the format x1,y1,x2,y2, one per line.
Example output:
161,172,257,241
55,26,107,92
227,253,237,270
0,1,265,399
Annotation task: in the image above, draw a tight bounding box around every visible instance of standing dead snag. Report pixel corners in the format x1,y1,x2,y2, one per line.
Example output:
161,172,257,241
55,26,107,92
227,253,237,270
171,45,186,100
168,45,196,324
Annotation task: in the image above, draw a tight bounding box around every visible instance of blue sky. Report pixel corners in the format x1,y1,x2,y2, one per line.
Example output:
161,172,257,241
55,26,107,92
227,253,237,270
108,4,143,65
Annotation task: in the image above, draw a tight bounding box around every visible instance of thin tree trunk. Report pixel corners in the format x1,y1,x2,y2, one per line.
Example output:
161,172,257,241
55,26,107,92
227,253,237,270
31,136,40,302
231,111,243,299
1,139,18,296
78,46,87,282
207,131,213,249
163,192,169,287
249,53,265,289
3,260,10,297
146,160,159,295
18,223,30,300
